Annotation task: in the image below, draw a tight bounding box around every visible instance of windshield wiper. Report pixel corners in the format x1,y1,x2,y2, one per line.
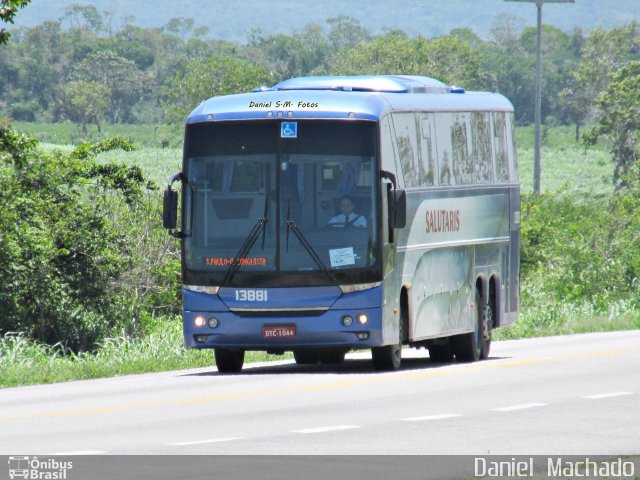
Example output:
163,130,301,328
285,198,337,285
222,193,269,286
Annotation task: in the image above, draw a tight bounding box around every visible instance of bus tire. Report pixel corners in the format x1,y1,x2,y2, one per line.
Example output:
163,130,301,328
372,316,404,371
293,350,320,364
214,348,245,373
480,302,493,359
372,344,402,371
452,290,483,363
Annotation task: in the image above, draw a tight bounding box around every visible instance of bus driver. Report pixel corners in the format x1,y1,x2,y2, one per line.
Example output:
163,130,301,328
327,195,367,228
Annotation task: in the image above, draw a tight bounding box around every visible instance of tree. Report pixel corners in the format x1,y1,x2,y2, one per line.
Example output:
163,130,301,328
327,15,370,51
520,25,578,126
72,49,151,123
161,55,272,126
0,123,150,350
556,82,591,142
61,3,104,33
56,80,111,133
584,61,640,186
330,32,486,89
2,20,74,119
574,23,640,109
163,17,194,40
248,24,330,79
0,0,30,45
483,15,579,125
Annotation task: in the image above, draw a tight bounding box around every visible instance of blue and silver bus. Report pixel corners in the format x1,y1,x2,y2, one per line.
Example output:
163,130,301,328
163,75,519,373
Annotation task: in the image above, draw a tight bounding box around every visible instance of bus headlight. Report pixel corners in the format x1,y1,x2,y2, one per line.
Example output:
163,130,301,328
208,317,219,329
357,314,368,325
342,315,353,327
194,315,206,328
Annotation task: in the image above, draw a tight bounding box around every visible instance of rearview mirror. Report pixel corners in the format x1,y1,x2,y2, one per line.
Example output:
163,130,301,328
162,188,178,230
162,172,184,237
393,189,407,229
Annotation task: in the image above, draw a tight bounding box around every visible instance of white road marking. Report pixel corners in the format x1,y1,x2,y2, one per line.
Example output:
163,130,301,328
291,425,360,434
492,403,548,412
48,450,108,455
583,392,633,400
402,414,462,422
167,437,246,446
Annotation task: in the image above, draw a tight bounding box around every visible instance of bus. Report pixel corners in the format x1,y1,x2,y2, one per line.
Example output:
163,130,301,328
163,75,519,373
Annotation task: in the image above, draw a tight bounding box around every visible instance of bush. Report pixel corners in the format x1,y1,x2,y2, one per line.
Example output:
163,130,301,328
0,122,179,351
520,184,640,312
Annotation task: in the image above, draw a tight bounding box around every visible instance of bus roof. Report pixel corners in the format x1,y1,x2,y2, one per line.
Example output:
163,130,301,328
186,75,514,124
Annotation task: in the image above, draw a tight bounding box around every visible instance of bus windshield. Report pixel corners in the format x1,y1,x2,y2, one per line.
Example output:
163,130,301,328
182,120,379,287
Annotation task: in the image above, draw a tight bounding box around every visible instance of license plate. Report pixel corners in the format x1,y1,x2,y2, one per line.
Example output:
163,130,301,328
262,324,296,338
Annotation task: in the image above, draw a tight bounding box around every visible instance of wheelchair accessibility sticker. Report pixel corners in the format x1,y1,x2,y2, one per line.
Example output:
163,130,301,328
281,122,297,138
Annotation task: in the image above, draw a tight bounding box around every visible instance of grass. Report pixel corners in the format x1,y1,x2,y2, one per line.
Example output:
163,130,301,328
517,124,613,197
94,146,182,188
0,318,288,388
13,121,180,148
1,121,635,388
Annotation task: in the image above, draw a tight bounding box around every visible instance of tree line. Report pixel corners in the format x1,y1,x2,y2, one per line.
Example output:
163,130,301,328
0,4,639,137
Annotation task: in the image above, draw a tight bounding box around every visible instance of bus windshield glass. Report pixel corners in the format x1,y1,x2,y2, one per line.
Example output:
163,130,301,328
182,120,379,287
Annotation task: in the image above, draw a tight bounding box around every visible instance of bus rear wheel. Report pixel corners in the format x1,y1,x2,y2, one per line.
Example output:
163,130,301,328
214,348,245,373
453,290,488,363
480,302,493,360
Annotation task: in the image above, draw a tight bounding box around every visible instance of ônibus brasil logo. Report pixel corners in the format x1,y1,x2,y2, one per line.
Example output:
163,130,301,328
8,457,73,480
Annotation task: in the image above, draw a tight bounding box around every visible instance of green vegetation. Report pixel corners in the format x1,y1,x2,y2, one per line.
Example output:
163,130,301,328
0,0,29,44
1,124,638,388
4,5,639,130
1,3,639,387
0,318,282,387
13,121,179,148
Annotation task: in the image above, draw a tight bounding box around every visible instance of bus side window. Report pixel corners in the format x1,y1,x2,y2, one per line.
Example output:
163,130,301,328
493,112,510,183
507,112,518,181
472,112,493,184
435,113,453,185
451,113,474,185
380,116,405,188
392,113,421,187
419,115,436,186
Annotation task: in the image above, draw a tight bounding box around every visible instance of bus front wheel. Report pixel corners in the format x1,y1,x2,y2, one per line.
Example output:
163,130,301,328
214,348,245,374
372,344,402,371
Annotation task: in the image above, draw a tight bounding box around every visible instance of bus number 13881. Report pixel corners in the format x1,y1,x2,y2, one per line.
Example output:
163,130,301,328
235,289,268,302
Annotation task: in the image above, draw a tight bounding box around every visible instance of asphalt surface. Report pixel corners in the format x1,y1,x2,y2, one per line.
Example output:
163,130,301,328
1,331,639,456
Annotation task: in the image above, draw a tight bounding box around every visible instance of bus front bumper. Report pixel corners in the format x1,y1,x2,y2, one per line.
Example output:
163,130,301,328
183,307,384,350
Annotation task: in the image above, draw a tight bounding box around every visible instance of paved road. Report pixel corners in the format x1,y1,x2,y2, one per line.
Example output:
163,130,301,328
1,331,639,456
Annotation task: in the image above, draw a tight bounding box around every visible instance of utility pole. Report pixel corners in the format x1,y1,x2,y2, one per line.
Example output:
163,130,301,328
504,0,574,194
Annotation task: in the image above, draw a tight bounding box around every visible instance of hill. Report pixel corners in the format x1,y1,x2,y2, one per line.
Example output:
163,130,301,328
13,0,640,43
